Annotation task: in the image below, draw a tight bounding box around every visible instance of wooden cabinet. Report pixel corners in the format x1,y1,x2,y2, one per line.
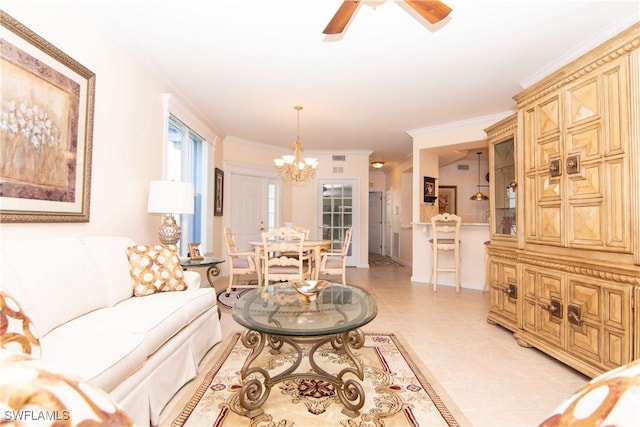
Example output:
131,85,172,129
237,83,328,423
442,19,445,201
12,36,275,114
486,248,518,332
486,23,640,378
516,258,633,375
486,114,518,242
521,57,631,252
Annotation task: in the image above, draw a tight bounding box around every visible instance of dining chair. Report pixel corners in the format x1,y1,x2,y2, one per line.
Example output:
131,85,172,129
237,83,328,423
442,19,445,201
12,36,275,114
293,226,310,239
261,228,311,285
318,227,352,284
429,213,462,292
223,227,260,296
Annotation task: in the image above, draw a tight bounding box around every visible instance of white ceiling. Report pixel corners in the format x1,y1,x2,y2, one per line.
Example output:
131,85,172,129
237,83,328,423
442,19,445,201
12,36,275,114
66,1,640,166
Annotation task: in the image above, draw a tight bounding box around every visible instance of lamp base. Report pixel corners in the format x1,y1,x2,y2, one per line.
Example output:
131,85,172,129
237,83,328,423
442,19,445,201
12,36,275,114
158,215,181,245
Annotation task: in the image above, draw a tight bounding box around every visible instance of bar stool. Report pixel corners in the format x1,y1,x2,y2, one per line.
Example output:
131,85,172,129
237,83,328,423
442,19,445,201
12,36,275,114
429,213,462,292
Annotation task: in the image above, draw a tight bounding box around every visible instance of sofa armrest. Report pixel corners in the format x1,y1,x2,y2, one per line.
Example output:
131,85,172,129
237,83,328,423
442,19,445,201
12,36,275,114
183,270,201,290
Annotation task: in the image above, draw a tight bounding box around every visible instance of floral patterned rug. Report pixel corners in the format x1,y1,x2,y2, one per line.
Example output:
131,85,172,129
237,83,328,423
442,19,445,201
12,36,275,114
172,332,469,426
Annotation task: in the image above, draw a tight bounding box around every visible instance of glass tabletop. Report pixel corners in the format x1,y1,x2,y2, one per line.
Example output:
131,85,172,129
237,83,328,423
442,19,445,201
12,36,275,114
180,257,225,267
232,282,377,337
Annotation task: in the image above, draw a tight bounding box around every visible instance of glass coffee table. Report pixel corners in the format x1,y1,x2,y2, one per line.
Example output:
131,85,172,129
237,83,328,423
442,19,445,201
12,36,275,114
232,282,377,418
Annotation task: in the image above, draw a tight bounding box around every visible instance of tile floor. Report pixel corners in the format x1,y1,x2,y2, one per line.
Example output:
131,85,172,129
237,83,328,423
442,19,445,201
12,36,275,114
159,262,589,426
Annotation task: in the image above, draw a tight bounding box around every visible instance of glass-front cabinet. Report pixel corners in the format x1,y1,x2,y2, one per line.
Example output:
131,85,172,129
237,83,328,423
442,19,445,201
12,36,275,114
486,114,518,243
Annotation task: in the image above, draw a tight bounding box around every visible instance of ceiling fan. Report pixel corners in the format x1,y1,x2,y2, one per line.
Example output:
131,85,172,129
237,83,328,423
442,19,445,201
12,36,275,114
323,0,452,35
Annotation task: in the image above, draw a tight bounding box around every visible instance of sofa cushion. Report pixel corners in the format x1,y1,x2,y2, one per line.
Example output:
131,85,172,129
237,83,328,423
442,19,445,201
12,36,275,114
40,308,148,393
0,350,134,426
0,238,109,336
82,236,136,306
126,245,187,296
0,289,41,357
109,288,216,355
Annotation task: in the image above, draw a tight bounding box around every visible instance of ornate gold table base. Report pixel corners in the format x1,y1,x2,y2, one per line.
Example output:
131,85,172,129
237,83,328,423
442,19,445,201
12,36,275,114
238,328,366,418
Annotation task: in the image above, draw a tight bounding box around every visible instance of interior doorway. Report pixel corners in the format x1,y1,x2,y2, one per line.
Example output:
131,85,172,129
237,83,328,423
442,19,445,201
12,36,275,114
318,179,358,266
368,191,383,255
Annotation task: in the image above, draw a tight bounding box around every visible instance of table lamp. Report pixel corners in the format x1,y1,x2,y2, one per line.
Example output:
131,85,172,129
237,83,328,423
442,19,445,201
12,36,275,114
147,180,194,245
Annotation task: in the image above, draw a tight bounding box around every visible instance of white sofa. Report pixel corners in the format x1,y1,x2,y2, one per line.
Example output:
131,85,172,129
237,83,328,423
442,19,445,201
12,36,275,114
0,236,223,426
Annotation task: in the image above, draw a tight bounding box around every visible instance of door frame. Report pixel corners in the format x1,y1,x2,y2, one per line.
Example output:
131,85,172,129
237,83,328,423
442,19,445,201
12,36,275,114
225,161,280,250
318,178,359,267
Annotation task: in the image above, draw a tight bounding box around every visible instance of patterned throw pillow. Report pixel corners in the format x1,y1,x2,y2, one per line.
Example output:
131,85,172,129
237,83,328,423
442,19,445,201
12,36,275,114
127,244,187,297
539,358,640,426
0,350,133,426
0,289,41,358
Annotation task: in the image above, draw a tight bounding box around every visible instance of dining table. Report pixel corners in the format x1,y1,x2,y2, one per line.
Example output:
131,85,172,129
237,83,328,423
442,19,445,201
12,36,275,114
248,238,331,284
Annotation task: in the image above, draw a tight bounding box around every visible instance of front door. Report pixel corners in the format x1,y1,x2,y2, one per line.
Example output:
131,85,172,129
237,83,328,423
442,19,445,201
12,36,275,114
228,172,268,250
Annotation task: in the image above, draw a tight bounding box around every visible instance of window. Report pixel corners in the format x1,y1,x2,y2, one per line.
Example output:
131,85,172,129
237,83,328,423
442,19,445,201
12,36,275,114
167,115,205,253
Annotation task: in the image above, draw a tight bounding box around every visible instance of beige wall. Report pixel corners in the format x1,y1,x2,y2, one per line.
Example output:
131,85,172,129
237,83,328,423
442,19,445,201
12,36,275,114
1,4,163,245
437,150,490,224
409,113,510,288
0,5,222,255
221,139,372,267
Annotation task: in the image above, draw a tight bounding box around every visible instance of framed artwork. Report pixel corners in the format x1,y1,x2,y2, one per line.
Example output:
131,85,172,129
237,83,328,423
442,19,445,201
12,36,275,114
423,176,437,203
188,242,204,260
438,186,457,215
214,167,224,216
0,12,96,223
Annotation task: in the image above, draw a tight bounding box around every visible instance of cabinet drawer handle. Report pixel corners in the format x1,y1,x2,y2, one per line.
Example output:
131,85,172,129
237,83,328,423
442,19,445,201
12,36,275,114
539,299,563,319
568,304,583,326
500,283,517,299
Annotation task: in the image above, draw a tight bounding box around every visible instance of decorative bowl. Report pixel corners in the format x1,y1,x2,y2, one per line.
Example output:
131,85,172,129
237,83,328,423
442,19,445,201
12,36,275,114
292,280,330,302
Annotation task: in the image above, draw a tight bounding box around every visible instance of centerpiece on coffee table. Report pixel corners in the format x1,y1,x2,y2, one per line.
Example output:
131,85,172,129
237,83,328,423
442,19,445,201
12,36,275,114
292,280,330,302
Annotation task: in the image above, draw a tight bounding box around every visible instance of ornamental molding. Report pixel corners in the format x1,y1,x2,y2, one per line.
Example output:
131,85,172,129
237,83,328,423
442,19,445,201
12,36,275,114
515,23,640,108
519,255,640,286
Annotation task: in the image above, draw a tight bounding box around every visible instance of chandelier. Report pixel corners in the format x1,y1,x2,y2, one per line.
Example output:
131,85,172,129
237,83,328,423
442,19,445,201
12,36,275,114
273,106,318,183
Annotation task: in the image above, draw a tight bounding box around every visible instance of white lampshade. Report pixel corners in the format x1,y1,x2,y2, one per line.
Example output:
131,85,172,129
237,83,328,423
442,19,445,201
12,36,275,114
147,181,195,215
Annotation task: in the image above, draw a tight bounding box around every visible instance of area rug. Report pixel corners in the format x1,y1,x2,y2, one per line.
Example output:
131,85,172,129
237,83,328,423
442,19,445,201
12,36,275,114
369,253,403,267
172,332,469,426
216,288,253,310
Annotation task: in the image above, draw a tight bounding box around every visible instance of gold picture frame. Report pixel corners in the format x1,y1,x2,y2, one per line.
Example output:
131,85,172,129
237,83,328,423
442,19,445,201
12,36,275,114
188,242,204,260
438,186,457,215
214,168,223,216
0,12,95,222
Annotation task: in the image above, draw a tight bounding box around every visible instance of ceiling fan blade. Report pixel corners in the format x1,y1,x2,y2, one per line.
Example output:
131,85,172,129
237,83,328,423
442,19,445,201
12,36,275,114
404,0,452,24
323,1,360,34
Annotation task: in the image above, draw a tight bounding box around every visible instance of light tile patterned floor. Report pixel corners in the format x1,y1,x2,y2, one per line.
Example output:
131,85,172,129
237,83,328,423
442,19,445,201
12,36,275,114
160,263,589,426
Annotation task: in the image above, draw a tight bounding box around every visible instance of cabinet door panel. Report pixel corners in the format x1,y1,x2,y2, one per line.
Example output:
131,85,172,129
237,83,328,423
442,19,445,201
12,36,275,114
488,258,518,327
538,204,562,243
567,77,599,126
563,58,630,252
538,271,564,346
568,277,632,369
537,96,561,136
604,158,629,250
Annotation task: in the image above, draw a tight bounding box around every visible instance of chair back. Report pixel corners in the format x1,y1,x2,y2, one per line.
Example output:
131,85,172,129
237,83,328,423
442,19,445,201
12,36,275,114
261,228,310,284
430,213,461,250
293,226,310,239
224,227,256,271
340,227,353,256
319,227,352,284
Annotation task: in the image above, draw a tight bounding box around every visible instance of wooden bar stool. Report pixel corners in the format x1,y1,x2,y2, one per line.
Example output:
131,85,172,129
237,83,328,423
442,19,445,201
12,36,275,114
429,213,462,292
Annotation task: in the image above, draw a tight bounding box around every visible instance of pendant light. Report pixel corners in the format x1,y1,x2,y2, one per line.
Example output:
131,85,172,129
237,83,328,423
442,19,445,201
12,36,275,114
470,152,489,201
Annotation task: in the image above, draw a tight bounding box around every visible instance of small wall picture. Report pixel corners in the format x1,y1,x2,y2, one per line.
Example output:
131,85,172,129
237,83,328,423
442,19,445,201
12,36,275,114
214,168,224,216
423,176,437,203
438,186,457,214
188,243,203,260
